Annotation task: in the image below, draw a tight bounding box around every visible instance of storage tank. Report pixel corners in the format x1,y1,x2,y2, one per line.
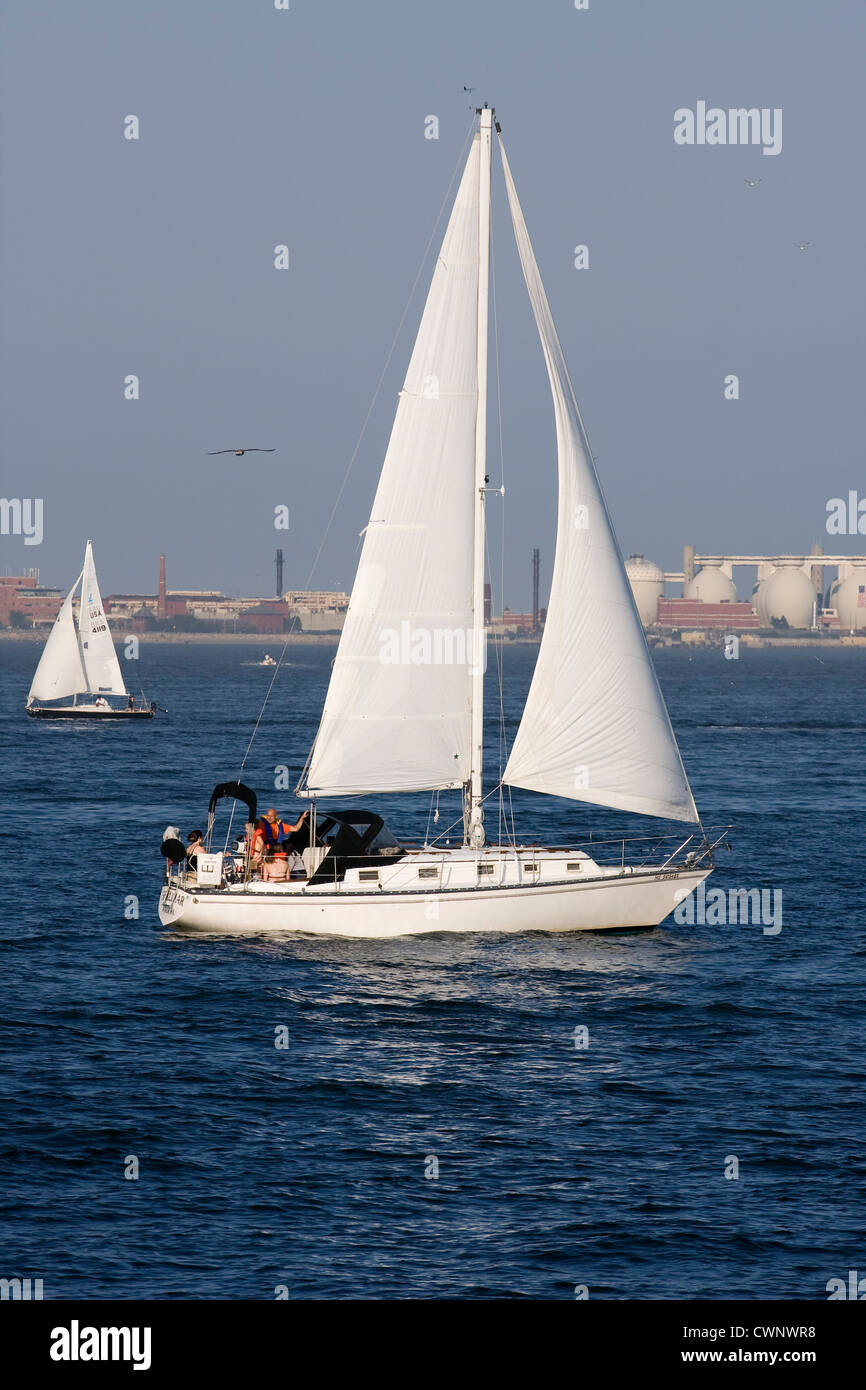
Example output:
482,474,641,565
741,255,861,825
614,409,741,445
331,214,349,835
625,554,664,626
684,560,737,603
756,561,815,629
830,568,866,630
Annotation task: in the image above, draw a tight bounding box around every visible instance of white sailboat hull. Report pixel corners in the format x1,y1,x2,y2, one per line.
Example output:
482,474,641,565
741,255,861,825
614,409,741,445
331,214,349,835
159,865,709,938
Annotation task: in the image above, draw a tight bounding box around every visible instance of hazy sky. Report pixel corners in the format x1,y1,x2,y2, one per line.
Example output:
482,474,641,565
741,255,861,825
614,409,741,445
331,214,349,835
1,0,864,608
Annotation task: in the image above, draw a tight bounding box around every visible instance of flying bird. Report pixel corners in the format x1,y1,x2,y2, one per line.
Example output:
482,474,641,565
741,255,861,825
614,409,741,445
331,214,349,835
793,241,811,251
207,448,276,456
463,85,475,93
743,178,762,187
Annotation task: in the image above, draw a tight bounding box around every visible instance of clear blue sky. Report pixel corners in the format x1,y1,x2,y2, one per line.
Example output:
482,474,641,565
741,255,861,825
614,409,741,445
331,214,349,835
1,0,864,607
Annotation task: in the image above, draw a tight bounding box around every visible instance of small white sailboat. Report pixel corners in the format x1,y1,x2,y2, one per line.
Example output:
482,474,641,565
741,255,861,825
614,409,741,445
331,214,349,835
26,540,156,720
160,108,722,936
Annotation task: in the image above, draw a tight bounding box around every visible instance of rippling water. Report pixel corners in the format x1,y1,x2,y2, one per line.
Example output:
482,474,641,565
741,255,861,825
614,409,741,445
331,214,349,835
1,639,863,1299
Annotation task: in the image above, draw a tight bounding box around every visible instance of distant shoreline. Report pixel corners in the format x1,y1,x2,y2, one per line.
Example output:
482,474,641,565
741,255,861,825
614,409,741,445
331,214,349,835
2,630,863,649
0,630,342,645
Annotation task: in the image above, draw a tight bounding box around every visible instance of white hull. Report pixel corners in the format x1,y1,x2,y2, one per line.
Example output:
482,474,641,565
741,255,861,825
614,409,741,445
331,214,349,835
159,863,710,939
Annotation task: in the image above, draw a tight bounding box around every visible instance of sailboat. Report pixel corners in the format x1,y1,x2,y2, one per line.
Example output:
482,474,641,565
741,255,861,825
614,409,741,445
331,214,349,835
26,540,156,719
159,108,722,936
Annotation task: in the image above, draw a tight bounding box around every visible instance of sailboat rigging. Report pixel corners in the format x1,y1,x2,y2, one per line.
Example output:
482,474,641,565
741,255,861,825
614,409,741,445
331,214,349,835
159,107,721,936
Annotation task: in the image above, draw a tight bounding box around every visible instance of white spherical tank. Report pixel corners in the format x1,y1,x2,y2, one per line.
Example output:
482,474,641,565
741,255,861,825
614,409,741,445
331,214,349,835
684,561,737,604
625,554,664,626
756,562,815,629
830,568,866,630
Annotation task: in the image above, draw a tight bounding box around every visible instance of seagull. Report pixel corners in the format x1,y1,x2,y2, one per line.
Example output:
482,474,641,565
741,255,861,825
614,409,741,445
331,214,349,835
207,448,276,456
743,178,762,187
463,85,475,93
794,241,811,251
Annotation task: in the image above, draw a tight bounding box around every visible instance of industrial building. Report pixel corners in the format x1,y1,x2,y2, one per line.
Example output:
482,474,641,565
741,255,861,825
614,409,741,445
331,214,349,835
2,554,350,634
625,546,866,634
0,572,63,627
106,556,350,633
7,545,866,638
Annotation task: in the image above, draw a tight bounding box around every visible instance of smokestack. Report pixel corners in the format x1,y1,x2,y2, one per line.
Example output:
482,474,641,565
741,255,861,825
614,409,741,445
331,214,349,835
683,544,695,593
158,554,166,620
275,548,284,599
531,548,540,632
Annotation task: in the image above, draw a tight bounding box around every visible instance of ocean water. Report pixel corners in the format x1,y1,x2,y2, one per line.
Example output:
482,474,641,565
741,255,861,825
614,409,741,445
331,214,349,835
1,638,863,1300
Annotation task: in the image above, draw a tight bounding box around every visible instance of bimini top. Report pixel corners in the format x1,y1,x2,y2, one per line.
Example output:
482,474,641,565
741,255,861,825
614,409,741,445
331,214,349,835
207,780,258,824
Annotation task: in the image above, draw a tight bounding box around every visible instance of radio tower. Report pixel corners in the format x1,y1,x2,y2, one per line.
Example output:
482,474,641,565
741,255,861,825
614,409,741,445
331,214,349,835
275,548,284,599
531,548,540,633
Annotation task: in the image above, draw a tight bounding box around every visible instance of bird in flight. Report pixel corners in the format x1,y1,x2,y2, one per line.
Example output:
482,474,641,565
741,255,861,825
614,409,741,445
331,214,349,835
743,178,762,187
793,241,811,251
207,448,276,456
463,85,475,94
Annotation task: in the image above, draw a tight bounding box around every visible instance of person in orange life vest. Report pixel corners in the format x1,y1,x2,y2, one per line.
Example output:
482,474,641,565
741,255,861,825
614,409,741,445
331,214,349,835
249,808,307,864
275,808,309,847
248,809,277,864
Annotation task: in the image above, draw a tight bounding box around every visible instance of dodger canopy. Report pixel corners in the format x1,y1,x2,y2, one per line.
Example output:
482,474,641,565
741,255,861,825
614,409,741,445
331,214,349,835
307,810,404,884
207,781,258,825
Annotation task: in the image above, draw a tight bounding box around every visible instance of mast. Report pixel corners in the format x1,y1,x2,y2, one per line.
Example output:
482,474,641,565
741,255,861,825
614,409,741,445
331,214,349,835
468,105,492,847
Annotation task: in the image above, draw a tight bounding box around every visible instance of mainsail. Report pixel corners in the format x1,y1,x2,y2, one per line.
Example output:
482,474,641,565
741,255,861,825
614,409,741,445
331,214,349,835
498,136,698,823
27,575,88,703
78,541,127,696
301,136,482,796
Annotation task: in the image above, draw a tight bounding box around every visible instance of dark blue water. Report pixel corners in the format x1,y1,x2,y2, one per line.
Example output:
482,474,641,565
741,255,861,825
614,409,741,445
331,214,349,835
1,638,863,1299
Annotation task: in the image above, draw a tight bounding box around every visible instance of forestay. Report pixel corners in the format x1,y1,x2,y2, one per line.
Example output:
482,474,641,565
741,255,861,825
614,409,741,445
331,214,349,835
302,137,481,796
498,136,698,823
27,577,89,703
79,541,127,696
